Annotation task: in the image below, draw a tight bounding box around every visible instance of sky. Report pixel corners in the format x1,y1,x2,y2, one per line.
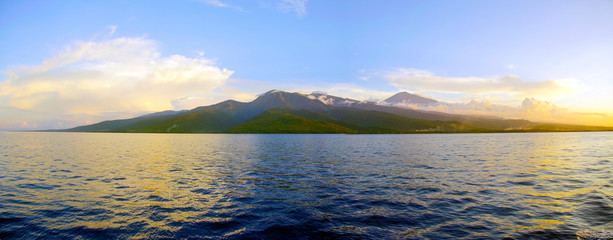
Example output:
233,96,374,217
1,0,612,129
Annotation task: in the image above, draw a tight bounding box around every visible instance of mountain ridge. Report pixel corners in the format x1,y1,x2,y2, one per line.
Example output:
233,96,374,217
61,90,613,133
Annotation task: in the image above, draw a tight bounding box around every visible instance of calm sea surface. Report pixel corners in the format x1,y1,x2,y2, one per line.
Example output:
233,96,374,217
0,132,612,239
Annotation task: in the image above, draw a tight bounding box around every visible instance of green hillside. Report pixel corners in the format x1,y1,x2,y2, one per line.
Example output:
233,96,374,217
284,108,401,133
117,109,238,133
225,108,357,133
324,108,478,132
225,107,476,133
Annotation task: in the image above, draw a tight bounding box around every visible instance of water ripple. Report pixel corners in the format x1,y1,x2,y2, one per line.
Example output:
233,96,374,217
0,132,612,239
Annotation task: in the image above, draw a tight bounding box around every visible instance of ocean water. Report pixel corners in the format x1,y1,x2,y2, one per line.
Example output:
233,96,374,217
0,132,612,239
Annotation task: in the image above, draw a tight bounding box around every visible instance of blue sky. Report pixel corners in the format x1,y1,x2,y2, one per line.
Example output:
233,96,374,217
1,0,612,129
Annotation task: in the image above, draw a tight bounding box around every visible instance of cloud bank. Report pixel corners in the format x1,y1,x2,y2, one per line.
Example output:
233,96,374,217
384,68,580,98
0,37,233,129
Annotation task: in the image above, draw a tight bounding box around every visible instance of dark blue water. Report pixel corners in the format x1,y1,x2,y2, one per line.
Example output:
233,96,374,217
0,132,612,239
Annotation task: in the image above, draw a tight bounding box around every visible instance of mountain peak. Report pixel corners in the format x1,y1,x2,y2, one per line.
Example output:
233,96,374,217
252,89,328,111
260,89,285,95
383,92,438,106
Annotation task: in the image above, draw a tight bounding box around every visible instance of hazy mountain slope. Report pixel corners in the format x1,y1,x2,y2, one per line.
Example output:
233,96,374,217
382,92,439,105
457,117,536,130
509,123,613,132
322,97,537,130
309,92,542,130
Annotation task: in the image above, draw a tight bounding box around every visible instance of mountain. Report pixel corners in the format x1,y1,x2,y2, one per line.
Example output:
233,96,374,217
63,90,613,133
225,108,357,133
308,92,360,106
64,90,475,133
306,92,540,130
382,92,438,106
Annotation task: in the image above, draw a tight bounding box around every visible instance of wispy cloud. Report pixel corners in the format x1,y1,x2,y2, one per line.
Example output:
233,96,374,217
0,37,233,129
107,25,118,35
382,68,581,98
194,0,307,16
197,0,229,7
194,0,245,11
278,0,307,16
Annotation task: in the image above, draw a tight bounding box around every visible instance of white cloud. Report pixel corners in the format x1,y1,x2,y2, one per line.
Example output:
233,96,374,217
107,25,118,35
383,68,581,98
278,0,307,16
506,64,515,70
0,37,233,130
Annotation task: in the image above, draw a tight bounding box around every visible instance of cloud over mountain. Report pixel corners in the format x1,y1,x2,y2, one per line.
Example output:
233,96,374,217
381,94,611,127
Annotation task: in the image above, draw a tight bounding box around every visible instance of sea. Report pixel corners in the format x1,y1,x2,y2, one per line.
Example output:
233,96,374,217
0,132,612,239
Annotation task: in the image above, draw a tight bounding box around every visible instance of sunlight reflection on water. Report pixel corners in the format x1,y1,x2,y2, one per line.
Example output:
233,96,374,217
0,132,612,239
